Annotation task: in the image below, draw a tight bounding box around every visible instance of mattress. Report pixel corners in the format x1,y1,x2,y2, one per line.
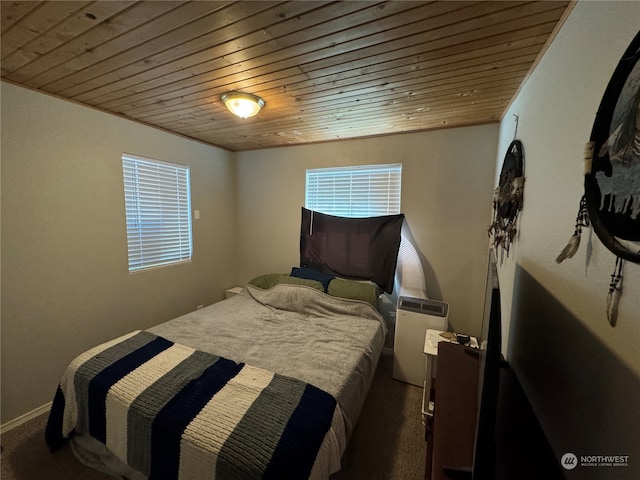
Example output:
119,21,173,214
46,283,386,479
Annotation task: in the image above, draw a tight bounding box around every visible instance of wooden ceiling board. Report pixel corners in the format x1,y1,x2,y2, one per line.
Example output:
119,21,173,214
159,98,508,147
185,86,515,133
118,18,553,120
178,74,526,129
96,4,563,115
1,1,43,33
0,0,573,151
1,2,134,73
32,1,239,93
77,2,342,106
179,49,537,120
1,1,90,59
87,2,410,109
130,62,532,139
97,21,554,125
3,2,181,83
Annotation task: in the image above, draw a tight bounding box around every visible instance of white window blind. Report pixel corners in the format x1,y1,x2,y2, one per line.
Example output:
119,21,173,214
305,163,402,217
122,154,192,272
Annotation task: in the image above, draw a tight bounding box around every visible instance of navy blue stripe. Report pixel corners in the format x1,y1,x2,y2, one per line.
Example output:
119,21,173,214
127,350,220,476
149,358,243,480
75,331,157,434
88,336,174,443
263,383,337,479
215,374,306,479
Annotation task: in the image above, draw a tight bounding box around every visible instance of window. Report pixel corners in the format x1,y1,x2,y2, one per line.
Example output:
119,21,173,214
305,163,402,217
122,154,192,272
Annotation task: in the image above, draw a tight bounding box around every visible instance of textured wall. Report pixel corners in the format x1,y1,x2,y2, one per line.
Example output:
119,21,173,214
495,0,640,377
235,125,499,339
1,83,236,423
494,1,640,477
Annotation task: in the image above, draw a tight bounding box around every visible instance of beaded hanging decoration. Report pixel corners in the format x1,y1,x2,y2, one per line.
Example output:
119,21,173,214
488,139,525,259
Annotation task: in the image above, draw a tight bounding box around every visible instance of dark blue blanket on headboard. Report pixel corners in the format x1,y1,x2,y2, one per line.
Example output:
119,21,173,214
300,207,404,293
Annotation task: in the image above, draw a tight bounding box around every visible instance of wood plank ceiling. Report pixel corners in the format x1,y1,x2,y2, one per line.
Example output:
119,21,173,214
1,1,572,151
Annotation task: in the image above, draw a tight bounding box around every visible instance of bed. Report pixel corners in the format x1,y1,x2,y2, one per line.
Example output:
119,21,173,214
45,276,387,480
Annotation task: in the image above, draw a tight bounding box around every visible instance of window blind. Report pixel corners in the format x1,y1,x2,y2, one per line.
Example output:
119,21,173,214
305,163,402,217
122,154,192,272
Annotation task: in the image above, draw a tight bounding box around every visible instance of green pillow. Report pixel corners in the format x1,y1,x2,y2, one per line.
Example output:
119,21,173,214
248,274,324,291
327,278,381,308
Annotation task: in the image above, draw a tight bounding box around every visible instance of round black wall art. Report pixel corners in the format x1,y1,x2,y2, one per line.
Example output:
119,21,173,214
489,139,524,257
586,30,640,263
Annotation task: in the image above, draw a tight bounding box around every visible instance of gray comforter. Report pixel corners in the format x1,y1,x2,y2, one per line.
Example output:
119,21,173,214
149,284,386,437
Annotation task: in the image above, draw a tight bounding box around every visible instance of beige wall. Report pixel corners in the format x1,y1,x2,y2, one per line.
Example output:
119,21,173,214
235,125,499,338
491,3,640,469
495,0,639,377
1,82,236,423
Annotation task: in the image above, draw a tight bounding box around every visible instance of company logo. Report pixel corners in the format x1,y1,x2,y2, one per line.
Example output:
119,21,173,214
561,453,578,470
561,452,630,470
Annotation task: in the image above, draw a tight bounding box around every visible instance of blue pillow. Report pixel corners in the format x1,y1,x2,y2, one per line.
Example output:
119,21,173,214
290,267,335,292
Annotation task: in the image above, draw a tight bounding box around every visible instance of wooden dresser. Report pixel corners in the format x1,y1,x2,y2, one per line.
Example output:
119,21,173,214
425,342,478,480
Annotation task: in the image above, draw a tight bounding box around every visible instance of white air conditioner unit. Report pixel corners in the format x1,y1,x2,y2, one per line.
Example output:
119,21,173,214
392,296,448,386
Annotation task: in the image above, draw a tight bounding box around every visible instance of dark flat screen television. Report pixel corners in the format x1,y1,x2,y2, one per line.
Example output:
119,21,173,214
472,248,502,479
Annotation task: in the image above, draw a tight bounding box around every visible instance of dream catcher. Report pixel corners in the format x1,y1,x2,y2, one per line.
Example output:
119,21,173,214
489,138,525,259
557,31,640,326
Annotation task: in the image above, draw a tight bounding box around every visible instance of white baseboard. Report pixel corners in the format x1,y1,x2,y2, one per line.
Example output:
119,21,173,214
1,402,51,435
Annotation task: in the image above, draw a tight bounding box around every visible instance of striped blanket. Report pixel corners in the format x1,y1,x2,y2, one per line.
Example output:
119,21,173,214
45,330,344,479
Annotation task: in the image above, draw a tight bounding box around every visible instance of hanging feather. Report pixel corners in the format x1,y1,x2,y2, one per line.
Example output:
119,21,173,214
556,234,581,263
556,195,590,263
606,257,624,327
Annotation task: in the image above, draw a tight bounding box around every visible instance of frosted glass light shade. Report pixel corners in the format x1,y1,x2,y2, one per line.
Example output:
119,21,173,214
221,92,265,119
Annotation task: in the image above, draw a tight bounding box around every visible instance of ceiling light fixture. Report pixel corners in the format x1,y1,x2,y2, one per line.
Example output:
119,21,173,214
221,92,265,119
